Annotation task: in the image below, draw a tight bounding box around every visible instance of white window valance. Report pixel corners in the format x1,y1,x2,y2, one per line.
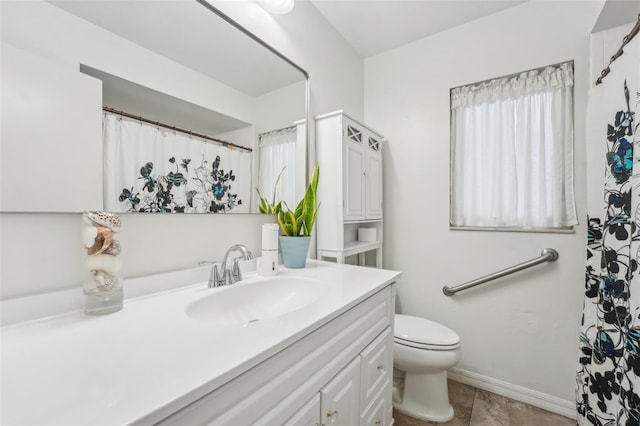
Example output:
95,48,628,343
451,62,574,109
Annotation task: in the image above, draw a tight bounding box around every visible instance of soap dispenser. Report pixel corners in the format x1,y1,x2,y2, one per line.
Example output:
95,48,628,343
258,223,279,275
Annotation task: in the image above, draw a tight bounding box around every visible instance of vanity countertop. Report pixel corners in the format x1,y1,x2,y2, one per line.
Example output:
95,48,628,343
1,260,400,425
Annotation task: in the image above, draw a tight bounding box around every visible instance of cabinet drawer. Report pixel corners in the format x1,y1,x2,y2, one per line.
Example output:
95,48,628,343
360,385,388,426
360,327,393,409
283,394,320,426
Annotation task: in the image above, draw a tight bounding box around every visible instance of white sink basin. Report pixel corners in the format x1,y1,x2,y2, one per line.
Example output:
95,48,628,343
185,276,326,326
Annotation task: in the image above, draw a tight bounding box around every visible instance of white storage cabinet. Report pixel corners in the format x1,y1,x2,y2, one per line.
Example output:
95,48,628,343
316,111,384,267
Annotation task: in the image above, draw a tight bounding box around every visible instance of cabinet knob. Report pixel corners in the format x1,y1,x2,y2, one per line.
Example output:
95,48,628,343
376,364,385,371
375,419,382,425
326,409,338,423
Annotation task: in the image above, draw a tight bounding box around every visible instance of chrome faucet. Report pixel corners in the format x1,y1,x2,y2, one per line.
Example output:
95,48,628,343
206,244,254,288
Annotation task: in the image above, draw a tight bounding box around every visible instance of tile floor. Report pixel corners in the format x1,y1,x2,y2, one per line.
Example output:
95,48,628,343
393,380,576,426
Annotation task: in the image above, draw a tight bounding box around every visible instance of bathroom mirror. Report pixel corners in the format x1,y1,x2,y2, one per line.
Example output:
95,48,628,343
0,0,308,213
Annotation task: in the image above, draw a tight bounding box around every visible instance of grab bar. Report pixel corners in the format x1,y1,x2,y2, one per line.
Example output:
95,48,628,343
442,248,559,296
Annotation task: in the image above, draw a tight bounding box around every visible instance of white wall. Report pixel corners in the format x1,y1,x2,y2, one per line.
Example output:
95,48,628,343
364,0,604,414
0,1,363,299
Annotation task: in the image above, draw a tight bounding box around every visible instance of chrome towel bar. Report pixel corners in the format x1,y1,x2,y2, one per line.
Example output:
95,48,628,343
442,248,559,296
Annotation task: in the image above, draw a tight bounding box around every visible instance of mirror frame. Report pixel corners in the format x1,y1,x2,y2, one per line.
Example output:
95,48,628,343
196,0,311,187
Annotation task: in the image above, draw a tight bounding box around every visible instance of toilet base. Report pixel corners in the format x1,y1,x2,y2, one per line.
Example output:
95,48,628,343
392,370,454,423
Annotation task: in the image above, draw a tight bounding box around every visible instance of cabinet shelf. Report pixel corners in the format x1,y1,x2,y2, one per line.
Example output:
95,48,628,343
344,219,382,224
343,240,382,255
318,241,382,266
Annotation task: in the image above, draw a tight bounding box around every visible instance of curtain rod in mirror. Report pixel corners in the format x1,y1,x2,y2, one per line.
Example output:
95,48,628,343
259,125,297,139
103,107,253,152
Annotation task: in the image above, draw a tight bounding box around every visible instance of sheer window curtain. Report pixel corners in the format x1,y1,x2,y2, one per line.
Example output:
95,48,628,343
258,127,297,208
450,62,577,229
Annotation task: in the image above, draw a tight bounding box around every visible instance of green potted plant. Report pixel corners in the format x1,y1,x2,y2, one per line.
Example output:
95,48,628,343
277,163,320,268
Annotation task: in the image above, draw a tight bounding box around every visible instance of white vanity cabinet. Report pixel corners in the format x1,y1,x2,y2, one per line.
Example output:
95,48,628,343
157,284,395,426
284,327,393,426
316,111,385,267
2,262,401,425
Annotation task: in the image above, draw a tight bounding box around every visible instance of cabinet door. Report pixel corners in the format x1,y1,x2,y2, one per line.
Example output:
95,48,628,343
284,394,321,426
344,122,366,221
321,357,361,426
365,146,383,219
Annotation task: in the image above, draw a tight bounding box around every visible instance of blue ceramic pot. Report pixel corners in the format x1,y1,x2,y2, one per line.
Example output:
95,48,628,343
279,235,311,268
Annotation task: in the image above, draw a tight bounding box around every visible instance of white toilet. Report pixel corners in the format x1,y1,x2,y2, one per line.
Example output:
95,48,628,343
393,314,461,423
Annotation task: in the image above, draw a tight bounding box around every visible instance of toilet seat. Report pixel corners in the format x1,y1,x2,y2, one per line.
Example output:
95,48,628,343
394,314,460,350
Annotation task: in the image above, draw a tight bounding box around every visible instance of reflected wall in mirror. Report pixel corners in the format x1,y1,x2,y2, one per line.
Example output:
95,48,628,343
0,0,308,213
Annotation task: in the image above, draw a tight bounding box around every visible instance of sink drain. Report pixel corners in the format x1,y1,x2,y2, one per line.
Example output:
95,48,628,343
244,319,261,326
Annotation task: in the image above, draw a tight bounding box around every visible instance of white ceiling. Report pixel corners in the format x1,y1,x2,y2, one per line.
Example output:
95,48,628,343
308,0,528,57
592,0,640,32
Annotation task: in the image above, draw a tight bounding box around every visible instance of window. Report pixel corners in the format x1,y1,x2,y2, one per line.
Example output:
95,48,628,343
450,61,577,231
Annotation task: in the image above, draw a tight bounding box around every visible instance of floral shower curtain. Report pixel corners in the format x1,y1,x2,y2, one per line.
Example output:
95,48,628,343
577,35,640,425
103,112,251,213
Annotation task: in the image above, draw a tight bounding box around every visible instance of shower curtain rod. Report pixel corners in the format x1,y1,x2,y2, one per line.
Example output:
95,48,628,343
258,125,297,139
103,107,253,153
595,13,640,86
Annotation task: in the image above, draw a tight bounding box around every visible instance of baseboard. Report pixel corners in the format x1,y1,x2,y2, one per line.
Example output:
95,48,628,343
448,368,577,420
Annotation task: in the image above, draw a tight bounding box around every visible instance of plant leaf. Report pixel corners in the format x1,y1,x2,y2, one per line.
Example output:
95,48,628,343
271,166,286,206
277,210,293,236
286,209,299,236
256,166,287,215
301,163,320,236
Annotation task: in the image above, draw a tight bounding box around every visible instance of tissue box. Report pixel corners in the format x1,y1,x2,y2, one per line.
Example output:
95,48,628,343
358,228,376,242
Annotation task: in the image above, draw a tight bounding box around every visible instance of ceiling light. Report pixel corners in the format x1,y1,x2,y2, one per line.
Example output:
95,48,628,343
256,0,295,14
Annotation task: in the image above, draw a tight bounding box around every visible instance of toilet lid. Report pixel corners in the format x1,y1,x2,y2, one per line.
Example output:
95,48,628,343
394,314,460,349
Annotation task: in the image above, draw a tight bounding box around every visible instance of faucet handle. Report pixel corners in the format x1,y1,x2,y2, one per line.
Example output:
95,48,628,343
211,263,226,288
231,259,243,283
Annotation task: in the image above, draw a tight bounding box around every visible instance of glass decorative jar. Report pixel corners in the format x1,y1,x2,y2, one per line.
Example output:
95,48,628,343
81,211,123,315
